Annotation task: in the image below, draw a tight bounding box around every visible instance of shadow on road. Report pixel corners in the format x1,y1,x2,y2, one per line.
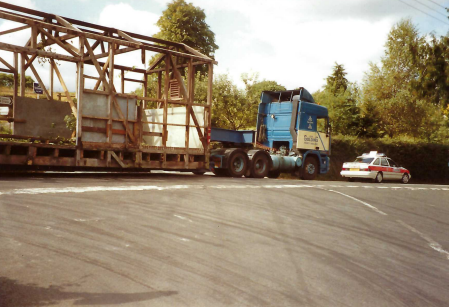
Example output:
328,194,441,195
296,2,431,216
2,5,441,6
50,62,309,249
0,277,177,306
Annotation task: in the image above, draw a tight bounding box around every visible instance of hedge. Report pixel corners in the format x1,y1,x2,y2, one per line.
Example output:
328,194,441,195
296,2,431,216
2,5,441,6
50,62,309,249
320,136,449,184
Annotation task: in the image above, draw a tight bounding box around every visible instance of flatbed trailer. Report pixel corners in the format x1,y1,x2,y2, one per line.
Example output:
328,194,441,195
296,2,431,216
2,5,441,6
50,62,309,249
0,2,215,173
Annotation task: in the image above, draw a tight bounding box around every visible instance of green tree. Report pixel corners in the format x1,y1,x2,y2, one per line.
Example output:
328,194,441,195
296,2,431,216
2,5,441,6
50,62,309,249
325,62,349,95
361,19,438,139
315,63,360,136
211,74,249,130
154,0,218,58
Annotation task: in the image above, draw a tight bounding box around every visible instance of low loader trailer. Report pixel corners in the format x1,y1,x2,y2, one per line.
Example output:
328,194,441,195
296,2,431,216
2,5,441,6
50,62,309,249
0,3,330,180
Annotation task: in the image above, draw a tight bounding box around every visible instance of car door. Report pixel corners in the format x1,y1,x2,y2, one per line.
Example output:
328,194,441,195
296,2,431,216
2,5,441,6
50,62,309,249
387,158,402,180
380,158,393,180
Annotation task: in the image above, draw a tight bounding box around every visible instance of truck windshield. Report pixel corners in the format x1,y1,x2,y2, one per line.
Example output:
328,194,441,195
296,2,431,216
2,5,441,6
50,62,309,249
354,157,374,163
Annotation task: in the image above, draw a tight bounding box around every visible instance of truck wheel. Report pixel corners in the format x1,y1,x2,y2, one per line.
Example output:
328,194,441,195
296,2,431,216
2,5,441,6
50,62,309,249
250,154,270,178
301,156,318,180
267,170,281,179
227,151,248,178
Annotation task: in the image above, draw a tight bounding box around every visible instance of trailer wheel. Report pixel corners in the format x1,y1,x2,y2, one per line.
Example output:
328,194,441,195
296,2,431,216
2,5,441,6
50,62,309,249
268,170,281,179
301,156,318,180
250,154,270,178
227,151,248,178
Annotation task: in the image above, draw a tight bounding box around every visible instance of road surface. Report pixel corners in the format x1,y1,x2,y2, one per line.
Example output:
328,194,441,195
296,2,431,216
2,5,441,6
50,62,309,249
0,173,448,306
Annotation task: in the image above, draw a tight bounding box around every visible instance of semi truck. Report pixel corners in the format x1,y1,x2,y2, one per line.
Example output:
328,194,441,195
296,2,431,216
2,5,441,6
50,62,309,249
0,3,330,180
209,88,331,180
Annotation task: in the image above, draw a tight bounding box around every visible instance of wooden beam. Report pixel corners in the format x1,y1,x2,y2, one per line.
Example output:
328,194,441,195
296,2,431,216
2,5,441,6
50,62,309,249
146,53,165,73
36,25,80,57
83,46,134,62
117,30,140,44
0,10,213,63
163,54,169,146
85,39,110,92
93,56,110,91
23,54,37,70
0,25,30,36
19,53,25,96
107,42,114,143
169,55,188,100
24,54,51,100
76,37,84,152
51,58,77,116
13,52,18,116
55,15,82,32
0,42,79,62
110,151,126,168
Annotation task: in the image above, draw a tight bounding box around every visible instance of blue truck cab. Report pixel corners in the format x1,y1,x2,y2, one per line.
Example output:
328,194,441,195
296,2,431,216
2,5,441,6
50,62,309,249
210,88,331,180
256,88,330,178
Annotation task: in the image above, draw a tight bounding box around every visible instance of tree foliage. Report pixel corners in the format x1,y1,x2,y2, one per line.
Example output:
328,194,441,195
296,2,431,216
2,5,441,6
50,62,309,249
0,73,34,89
154,0,218,58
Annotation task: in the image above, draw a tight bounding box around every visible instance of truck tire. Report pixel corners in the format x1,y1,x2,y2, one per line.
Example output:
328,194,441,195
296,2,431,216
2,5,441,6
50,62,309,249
227,151,248,177
250,153,270,178
301,156,318,180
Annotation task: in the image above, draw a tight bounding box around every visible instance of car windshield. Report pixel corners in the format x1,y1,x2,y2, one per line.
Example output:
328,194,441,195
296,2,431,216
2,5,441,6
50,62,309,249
354,157,374,163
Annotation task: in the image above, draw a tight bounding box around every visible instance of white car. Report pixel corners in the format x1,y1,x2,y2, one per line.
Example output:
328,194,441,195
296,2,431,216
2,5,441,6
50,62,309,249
340,151,411,183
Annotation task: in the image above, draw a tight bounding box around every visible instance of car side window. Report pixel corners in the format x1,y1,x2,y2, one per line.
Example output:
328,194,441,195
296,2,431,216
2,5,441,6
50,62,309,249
388,159,397,167
381,158,389,166
373,158,380,165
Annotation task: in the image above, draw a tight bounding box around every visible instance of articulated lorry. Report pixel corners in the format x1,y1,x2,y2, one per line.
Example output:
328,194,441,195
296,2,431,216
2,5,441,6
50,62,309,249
0,3,330,179
209,88,331,180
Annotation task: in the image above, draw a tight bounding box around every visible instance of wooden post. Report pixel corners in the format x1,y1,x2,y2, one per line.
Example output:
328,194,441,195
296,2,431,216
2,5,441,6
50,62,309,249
121,69,124,94
13,53,18,118
206,63,213,163
49,60,54,99
185,58,194,168
163,54,170,148
107,42,115,144
76,36,85,165
31,26,37,49
19,52,25,96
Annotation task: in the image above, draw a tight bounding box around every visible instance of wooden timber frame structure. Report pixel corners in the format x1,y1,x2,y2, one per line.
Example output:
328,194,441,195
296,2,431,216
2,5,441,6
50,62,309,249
0,2,215,172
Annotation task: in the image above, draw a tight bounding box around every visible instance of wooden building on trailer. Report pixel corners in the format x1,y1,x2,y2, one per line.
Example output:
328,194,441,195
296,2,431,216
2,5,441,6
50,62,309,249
0,2,215,172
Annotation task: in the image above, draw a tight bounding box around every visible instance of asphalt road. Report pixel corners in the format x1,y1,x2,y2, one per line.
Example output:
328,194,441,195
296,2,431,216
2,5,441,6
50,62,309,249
0,172,448,307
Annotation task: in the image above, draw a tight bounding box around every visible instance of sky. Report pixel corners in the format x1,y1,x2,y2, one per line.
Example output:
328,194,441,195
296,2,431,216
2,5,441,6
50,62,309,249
0,0,448,95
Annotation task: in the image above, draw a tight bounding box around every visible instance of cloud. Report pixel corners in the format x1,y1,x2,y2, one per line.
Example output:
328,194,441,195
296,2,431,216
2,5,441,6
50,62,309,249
1,0,36,10
98,3,159,37
173,0,429,91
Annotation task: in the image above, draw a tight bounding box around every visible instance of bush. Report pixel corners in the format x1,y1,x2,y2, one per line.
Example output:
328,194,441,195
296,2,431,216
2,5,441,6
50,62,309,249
321,135,449,184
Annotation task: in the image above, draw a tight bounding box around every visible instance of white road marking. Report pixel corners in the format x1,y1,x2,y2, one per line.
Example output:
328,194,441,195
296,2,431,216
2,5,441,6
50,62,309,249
398,220,449,260
0,184,446,196
174,214,193,222
327,189,388,216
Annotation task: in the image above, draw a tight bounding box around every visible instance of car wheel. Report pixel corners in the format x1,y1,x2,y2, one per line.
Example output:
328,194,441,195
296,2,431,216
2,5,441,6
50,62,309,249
401,173,410,184
374,172,383,183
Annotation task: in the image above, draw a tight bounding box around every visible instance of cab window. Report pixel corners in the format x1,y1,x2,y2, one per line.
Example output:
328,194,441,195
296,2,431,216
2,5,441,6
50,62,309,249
373,158,380,165
381,158,389,166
